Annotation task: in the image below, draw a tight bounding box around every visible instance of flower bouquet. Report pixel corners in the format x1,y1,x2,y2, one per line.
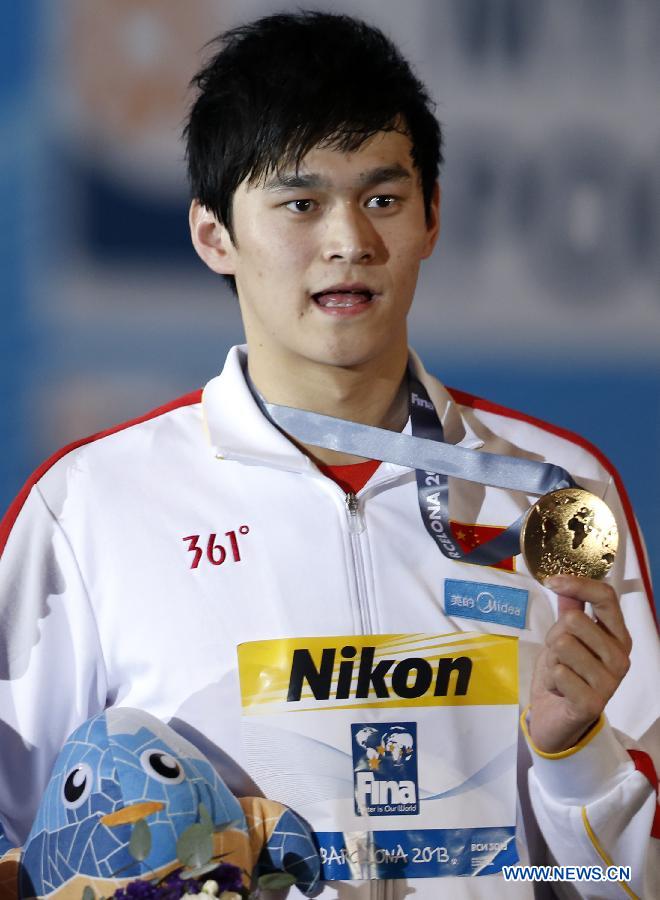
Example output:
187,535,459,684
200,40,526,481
82,804,298,900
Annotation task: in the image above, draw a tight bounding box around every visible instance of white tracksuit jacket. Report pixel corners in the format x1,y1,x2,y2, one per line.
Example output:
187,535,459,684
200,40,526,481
0,346,658,899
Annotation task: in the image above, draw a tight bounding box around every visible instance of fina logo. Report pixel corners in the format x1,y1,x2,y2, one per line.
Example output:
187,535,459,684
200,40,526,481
351,723,419,817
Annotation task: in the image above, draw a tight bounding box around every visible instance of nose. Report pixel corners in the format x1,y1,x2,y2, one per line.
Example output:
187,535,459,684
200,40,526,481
321,203,380,264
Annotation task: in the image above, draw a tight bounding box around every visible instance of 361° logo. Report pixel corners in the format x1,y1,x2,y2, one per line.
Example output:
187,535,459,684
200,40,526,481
182,527,250,569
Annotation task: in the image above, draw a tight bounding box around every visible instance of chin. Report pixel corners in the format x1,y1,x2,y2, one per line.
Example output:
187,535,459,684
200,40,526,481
317,332,403,369
309,347,388,370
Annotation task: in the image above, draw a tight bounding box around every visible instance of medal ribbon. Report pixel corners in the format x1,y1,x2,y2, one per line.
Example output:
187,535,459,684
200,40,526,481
408,377,575,565
253,376,577,566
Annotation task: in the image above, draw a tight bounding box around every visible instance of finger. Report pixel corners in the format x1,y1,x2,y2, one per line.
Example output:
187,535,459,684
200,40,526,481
550,586,584,616
537,647,561,693
556,594,584,615
545,575,631,650
545,611,631,679
550,663,606,725
549,631,619,697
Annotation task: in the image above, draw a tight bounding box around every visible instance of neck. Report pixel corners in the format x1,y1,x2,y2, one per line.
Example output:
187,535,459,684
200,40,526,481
247,351,409,466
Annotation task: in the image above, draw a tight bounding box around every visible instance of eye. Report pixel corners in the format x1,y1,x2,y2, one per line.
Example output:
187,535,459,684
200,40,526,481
285,199,317,213
62,762,93,809
139,749,185,784
366,195,397,209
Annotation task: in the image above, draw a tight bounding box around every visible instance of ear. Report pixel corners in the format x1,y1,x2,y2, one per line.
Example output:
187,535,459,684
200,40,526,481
420,181,441,259
189,200,237,275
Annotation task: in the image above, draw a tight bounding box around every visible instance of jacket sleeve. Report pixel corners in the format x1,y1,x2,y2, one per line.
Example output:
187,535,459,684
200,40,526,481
524,477,660,899
0,483,107,845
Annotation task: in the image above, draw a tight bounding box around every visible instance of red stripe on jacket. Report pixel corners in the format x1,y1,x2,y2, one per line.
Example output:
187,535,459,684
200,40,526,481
627,750,660,839
0,390,202,556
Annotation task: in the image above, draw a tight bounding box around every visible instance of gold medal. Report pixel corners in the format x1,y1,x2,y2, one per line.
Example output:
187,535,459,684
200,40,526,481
520,488,618,583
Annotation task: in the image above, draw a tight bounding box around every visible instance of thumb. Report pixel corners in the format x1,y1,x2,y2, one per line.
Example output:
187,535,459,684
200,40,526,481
545,576,585,616
556,594,584,615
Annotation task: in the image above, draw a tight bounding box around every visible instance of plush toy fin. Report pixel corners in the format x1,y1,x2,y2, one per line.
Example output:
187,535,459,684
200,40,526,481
0,817,19,900
239,797,321,897
0,845,20,900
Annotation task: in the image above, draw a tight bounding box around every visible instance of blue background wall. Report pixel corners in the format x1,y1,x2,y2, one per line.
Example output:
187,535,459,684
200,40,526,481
1,0,658,607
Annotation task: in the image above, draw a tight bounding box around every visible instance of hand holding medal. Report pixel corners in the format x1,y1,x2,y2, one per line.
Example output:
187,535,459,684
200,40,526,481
523,493,632,755
527,568,633,755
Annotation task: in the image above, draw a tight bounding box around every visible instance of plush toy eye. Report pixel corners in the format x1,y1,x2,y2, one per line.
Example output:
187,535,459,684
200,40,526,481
62,762,94,809
139,749,185,784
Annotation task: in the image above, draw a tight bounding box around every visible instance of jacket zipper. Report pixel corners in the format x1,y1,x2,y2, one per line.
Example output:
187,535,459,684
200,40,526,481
346,490,386,900
349,480,417,899
345,490,373,635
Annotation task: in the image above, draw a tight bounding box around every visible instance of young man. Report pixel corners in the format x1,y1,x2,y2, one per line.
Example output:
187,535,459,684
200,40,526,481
0,11,658,899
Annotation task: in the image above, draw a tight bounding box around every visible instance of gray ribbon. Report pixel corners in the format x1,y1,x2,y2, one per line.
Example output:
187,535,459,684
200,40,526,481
250,374,577,567
260,400,574,496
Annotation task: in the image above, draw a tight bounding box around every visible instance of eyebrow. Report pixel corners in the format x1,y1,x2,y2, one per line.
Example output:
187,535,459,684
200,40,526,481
263,164,413,192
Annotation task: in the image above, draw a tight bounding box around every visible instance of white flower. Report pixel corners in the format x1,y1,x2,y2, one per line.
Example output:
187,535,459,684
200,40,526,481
201,881,220,896
218,892,242,900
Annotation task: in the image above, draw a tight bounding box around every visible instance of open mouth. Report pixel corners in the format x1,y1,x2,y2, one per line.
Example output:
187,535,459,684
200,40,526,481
312,285,376,309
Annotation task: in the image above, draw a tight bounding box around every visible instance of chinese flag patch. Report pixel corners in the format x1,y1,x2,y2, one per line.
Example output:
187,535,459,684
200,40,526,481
449,521,516,572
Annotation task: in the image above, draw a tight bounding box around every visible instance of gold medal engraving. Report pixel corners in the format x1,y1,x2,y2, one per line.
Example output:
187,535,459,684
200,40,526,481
520,488,618,583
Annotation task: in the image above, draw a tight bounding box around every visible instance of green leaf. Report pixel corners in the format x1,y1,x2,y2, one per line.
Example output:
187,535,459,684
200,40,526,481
81,887,96,900
176,822,213,869
180,860,226,880
198,802,213,833
257,871,297,890
128,818,152,862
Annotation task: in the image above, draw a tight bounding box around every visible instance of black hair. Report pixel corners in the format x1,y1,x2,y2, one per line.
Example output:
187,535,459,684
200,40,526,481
184,10,443,289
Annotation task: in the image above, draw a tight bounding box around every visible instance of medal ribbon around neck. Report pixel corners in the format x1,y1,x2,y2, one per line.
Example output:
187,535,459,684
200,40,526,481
251,374,577,567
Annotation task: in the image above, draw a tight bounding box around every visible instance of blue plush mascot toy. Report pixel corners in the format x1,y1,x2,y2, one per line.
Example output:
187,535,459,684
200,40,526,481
0,708,321,899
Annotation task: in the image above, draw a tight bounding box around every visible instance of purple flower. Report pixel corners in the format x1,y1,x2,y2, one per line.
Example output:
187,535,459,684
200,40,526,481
162,870,201,896
208,862,244,893
112,863,244,899
113,880,160,899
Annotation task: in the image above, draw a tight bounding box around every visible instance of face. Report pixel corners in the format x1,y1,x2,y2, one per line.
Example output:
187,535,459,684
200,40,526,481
191,130,439,377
